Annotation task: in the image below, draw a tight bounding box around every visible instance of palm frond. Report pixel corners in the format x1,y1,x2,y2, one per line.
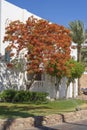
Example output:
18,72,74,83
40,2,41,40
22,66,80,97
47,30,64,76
69,20,86,44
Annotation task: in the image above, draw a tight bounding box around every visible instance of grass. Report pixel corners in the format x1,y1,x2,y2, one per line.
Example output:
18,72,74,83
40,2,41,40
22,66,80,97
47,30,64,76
0,99,87,119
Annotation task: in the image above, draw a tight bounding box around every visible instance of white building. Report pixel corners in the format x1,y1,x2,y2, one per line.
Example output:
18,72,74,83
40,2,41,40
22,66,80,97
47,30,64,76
0,0,78,99
0,0,41,55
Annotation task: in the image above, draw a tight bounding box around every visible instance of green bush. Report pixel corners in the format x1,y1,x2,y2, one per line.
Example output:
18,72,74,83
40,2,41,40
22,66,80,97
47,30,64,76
31,92,48,103
13,90,26,102
0,89,17,102
0,89,48,103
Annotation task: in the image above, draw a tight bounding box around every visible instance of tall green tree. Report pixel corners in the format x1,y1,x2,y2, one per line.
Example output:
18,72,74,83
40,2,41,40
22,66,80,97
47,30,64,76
68,20,86,94
69,20,86,62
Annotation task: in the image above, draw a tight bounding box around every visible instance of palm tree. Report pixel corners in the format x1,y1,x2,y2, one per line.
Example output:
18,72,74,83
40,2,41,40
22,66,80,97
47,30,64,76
69,20,86,62
68,20,86,95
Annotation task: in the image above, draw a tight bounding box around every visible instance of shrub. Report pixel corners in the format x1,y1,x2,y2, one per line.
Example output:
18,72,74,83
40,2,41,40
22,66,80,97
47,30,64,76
31,91,48,103
13,90,26,102
0,89,48,103
0,89,17,102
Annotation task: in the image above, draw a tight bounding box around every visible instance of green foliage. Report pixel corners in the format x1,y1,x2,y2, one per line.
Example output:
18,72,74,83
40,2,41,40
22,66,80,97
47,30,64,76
0,89,48,103
72,62,85,78
13,91,48,103
66,59,85,84
68,20,87,62
31,92,48,103
0,89,17,102
69,20,85,44
13,90,27,102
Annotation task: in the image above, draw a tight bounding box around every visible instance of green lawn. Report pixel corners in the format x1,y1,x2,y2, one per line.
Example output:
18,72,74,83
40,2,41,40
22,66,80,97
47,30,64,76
0,99,87,119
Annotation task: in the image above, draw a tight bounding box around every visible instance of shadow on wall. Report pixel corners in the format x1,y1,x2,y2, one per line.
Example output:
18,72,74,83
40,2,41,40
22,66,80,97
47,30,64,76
1,116,59,130
33,116,59,130
1,118,15,130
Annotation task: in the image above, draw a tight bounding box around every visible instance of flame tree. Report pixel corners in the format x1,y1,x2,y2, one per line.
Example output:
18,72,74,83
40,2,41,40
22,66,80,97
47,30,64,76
3,16,72,91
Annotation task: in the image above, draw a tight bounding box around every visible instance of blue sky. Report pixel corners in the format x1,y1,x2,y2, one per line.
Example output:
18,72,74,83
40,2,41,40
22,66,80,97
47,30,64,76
6,0,87,28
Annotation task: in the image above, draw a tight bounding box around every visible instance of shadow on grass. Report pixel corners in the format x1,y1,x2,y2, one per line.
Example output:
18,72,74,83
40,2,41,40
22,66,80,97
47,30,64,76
10,105,50,111
0,106,34,118
0,110,34,118
0,103,50,109
0,105,77,119
0,104,50,118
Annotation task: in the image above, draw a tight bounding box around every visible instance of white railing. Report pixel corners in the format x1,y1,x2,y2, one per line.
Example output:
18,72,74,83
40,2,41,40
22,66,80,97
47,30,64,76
26,80,44,88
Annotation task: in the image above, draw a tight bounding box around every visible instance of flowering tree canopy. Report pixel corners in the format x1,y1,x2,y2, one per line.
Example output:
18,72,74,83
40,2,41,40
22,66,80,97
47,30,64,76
3,16,72,89
4,16,71,72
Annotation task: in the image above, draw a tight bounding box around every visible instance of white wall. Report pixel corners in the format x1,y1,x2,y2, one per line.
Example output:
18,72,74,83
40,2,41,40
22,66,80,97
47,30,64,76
71,42,77,61
0,0,41,55
0,0,3,54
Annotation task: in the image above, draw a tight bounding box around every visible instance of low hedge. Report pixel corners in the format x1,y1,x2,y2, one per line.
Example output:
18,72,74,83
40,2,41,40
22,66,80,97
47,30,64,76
0,89,17,102
0,89,48,103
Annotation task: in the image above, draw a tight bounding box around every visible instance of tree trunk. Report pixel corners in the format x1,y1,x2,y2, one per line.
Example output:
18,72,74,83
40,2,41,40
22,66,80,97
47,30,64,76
55,84,59,99
66,80,70,99
78,78,81,95
77,45,81,95
26,74,37,90
65,86,68,99
55,78,61,99
77,45,81,62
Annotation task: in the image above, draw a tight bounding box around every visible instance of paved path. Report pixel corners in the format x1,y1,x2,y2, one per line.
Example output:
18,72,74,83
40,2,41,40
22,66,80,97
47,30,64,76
27,119,87,130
